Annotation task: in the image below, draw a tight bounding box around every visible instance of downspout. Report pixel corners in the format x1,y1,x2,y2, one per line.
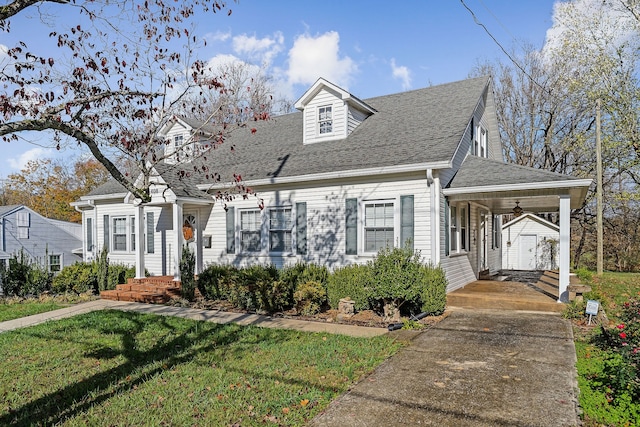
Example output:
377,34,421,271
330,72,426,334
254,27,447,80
427,169,439,265
74,199,95,262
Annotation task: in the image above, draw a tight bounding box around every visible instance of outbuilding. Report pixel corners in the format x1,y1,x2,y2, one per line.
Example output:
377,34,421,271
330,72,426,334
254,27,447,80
502,213,560,271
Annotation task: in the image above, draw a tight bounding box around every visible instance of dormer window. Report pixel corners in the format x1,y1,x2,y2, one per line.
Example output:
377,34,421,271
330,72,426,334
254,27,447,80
318,106,333,134
174,134,184,147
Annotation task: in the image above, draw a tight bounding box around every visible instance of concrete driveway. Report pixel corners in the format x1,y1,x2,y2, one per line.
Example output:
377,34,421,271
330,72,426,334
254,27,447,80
309,309,579,427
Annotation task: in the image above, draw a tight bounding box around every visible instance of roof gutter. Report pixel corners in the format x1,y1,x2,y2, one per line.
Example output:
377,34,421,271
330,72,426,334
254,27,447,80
443,179,593,196
197,161,452,191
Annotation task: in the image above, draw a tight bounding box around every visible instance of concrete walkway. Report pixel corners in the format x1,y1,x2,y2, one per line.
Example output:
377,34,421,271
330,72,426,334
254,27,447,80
0,301,579,426
310,308,579,427
0,299,387,337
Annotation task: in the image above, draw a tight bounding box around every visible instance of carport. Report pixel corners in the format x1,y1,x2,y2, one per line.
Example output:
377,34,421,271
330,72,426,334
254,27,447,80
443,156,592,301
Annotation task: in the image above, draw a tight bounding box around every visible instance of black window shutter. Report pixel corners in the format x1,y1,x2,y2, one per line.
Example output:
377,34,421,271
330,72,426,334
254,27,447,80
345,198,358,255
296,202,307,255
226,207,235,254
146,212,155,254
103,214,110,251
86,217,93,251
400,195,414,250
444,202,449,256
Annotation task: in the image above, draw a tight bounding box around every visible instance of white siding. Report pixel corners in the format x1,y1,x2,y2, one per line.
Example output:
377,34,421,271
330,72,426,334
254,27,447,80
302,88,347,144
206,174,431,270
502,216,559,270
347,107,369,135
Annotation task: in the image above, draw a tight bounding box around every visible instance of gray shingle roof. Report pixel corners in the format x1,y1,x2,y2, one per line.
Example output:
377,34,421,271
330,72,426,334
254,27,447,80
88,77,492,196
156,76,491,186
86,179,128,197
447,155,585,189
0,205,21,217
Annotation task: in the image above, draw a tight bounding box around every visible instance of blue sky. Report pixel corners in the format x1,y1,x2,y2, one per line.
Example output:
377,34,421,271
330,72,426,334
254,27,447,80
1,0,559,179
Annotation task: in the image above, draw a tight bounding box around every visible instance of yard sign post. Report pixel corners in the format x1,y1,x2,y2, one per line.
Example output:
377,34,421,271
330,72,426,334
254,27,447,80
585,300,599,325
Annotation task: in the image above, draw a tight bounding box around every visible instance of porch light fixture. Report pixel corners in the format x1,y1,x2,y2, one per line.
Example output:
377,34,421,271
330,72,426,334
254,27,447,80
512,201,523,217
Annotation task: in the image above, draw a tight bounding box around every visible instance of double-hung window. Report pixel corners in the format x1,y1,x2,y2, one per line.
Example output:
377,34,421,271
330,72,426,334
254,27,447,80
49,254,61,272
240,209,261,252
318,106,332,134
449,203,470,254
269,207,292,252
130,215,136,251
112,217,128,251
174,134,183,147
364,201,394,252
473,125,488,158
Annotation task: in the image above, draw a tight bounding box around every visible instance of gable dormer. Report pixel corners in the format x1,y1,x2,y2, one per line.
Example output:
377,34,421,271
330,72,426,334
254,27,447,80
294,78,376,145
158,116,214,164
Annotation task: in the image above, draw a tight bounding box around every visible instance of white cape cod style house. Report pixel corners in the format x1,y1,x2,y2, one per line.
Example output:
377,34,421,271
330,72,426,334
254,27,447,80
72,77,591,301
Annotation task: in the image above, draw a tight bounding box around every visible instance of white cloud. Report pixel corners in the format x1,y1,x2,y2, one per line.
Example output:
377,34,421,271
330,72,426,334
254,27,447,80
287,31,358,88
390,58,412,90
8,147,51,171
204,30,232,44
232,32,284,65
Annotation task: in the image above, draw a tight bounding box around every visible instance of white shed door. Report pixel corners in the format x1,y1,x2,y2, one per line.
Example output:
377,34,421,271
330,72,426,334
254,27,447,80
519,234,538,270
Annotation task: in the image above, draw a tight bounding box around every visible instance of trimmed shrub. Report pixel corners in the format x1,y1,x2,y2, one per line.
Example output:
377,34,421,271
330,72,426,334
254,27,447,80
228,264,280,312
107,263,136,290
198,263,238,300
420,263,447,315
180,245,196,301
52,262,97,294
294,280,327,316
327,264,372,311
369,244,425,321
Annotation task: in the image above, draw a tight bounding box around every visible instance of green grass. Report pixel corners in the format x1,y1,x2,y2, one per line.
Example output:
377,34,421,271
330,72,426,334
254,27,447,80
572,271,640,427
588,272,640,317
0,310,401,426
0,299,66,322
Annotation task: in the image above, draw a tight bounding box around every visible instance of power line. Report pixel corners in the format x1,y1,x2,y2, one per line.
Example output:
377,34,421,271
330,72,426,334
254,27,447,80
459,0,548,94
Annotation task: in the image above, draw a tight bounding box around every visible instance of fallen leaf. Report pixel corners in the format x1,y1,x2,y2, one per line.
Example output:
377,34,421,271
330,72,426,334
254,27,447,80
300,399,310,407
282,407,290,414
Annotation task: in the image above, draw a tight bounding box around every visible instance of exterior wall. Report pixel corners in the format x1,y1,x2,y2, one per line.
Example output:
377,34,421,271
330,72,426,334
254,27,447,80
302,88,347,144
163,121,189,163
0,207,82,270
209,174,431,270
347,107,369,135
86,202,172,273
502,216,559,270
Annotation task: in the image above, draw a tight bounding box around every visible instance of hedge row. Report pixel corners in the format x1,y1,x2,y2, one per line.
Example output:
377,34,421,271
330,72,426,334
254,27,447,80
198,245,448,317
0,248,136,297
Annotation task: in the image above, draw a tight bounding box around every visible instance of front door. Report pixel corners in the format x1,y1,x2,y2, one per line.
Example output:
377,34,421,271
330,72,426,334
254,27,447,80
183,212,197,253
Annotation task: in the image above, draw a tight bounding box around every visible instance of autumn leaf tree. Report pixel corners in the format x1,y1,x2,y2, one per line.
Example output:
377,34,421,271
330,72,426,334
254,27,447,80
1,157,110,223
0,0,268,204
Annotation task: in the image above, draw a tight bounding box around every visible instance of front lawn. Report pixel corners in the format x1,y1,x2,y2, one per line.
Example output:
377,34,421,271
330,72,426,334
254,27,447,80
571,272,640,427
0,298,65,322
0,310,401,426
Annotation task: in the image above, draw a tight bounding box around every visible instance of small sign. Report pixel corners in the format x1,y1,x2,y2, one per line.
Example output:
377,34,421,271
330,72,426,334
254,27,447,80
586,300,599,316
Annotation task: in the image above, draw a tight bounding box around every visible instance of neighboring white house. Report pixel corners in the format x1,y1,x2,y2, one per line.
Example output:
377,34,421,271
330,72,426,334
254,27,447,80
0,205,83,272
72,77,592,300
502,213,560,271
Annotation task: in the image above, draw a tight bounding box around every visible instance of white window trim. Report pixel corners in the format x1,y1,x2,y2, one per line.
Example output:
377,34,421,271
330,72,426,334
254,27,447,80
236,206,300,255
268,207,293,254
473,124,488,158
112,216,130,252
317,105,333,136
361,198,398,254
239,208,263,253
49,253,63,273
449,202,470,255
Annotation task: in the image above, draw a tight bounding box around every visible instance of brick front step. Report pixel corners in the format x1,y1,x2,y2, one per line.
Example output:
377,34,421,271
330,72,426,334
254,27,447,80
100,276,182,304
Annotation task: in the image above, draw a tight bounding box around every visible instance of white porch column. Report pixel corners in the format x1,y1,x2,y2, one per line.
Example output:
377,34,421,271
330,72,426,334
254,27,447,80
172,201,184,282
558,194,571,302
134,203,145,279
195,219,203,275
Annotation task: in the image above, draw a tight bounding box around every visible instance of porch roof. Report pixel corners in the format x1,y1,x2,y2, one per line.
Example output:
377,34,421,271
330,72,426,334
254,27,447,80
443,156,592,213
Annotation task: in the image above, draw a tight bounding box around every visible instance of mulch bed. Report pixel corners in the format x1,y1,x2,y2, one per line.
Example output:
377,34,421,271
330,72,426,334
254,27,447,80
165,297,449,330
